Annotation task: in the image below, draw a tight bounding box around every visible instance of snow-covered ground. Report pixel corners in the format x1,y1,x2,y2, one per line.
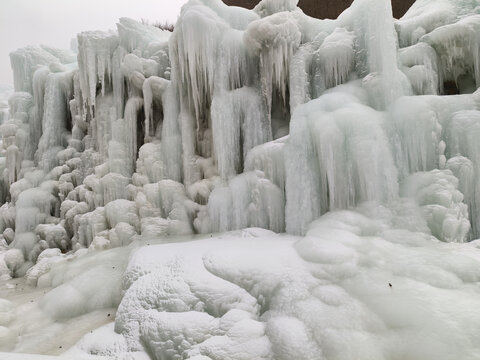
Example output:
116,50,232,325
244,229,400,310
3,210,480,359
1,0,480,358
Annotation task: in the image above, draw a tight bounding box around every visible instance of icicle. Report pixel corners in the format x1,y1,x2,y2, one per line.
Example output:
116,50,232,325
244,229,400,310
422,15,480,89
112,46,127,119
77,30,119,113
93,93,115,159
123,97,143,175
169,3,229,124
36,71,74,171
316,28,355,89
31,67,50,159
211,87,270,179
142,76,169,143
245,11,301,115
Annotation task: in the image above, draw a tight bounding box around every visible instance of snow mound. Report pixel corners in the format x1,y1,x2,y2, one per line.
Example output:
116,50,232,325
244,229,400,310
69,207,480,360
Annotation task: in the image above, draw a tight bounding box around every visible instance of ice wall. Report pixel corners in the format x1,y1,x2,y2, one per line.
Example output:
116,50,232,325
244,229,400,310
1,0,480,278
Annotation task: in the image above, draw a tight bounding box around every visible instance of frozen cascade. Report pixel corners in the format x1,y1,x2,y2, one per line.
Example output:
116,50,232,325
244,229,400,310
1,0,480,358
285,91,399,234
1,0,480,261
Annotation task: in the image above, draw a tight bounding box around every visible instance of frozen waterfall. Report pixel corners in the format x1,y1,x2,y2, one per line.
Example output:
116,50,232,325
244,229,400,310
1,0,480,359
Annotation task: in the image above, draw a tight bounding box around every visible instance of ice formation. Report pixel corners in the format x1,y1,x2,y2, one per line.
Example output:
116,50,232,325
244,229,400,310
1,0,480,358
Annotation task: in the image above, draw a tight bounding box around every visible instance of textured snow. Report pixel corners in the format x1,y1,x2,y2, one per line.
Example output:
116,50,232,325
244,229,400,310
1,0,480,358
68,215,480,360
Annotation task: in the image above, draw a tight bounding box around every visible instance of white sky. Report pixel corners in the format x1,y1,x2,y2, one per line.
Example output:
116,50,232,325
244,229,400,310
0,0,188,86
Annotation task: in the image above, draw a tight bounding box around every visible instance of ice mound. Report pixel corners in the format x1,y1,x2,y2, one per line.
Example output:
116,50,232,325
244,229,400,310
65,209,480,360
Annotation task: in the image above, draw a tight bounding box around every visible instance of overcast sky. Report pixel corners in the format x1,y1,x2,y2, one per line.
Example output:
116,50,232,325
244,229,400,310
0,0,188,86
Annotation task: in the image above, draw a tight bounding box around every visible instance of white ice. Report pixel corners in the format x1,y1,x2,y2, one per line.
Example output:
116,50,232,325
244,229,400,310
1,0,480,358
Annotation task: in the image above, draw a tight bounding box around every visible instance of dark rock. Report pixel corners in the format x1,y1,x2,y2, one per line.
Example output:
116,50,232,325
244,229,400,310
222,0,416,19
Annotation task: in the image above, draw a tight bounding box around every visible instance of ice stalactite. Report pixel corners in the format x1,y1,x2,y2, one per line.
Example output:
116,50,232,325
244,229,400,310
245,11,301,123
397,0,480,94
289,28,356,113
289,40,317,113
159,83,182,183
423,15,480,90
317,28,355,89
170,2,228,127
179,108,200,187
123,97,143,176
142,76,169,143
211,87,268,179
31,67,50,159
36,71,74,172
92,93,115,160
77,31,119,113
112,46,127,121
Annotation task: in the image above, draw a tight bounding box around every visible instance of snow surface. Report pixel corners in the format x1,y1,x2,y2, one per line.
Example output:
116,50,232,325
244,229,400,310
1,0,480,358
